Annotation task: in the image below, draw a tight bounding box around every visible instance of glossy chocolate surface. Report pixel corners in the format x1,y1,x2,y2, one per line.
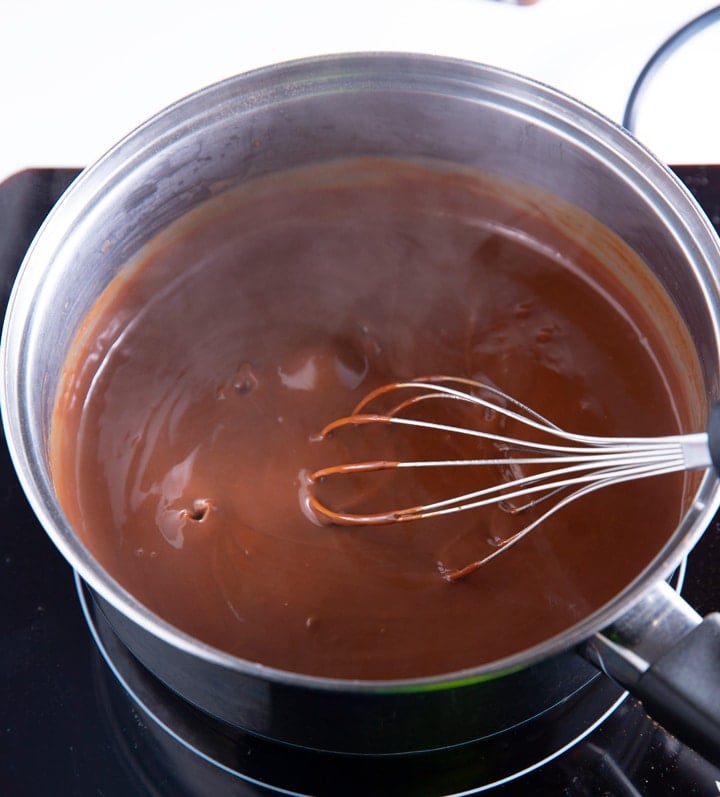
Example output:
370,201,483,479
51,159,697,679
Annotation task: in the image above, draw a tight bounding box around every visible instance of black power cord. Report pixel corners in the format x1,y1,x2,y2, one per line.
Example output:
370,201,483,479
622,5,720,134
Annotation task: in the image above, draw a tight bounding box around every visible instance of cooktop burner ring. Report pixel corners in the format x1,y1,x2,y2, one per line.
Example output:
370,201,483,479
75,572,641,795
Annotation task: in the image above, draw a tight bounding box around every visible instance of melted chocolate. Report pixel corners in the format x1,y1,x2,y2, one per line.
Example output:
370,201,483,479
51,159,699,679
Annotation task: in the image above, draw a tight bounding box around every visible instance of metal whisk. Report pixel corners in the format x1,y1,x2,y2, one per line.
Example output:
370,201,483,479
307,376,720,580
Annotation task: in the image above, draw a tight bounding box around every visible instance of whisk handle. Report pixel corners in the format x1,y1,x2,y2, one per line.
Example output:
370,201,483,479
708,402,720,476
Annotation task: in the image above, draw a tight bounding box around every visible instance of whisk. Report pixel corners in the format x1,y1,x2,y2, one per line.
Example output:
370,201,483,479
307,376,720,580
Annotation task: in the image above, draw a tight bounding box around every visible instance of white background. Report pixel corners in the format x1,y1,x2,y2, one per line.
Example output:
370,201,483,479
1,0,719,183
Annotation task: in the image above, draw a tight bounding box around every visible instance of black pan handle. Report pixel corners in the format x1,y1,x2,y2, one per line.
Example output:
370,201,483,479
584,581,720,766
708,402,720,476
632,614,720,764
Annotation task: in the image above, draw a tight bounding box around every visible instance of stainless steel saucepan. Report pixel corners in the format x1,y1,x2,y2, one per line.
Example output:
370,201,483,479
3,53,720,763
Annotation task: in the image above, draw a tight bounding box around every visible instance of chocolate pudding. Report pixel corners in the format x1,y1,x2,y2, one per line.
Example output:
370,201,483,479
50,158,699,679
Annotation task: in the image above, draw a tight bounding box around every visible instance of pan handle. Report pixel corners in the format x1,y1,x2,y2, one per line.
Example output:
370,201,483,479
584,580,720,766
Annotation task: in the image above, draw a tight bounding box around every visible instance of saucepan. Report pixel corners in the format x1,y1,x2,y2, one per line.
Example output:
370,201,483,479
3,54,720,765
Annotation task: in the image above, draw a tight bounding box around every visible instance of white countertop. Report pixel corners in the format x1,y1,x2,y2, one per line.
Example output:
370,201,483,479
1,0,719,183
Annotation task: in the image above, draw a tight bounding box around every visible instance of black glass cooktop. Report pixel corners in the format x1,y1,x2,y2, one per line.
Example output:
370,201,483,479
3,167,720,796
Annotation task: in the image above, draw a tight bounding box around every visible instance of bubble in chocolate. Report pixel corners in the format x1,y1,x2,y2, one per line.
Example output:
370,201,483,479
233,362,259,395
513,300,533,320
182,498,213,523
